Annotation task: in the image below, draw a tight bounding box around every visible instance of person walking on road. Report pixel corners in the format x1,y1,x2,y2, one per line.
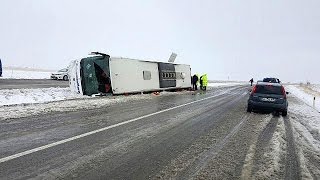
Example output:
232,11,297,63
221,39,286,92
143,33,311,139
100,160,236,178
192,74,199,90
249,78,254,86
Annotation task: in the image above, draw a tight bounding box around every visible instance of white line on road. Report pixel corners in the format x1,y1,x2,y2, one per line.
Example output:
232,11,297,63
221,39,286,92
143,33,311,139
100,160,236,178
0,89,245,164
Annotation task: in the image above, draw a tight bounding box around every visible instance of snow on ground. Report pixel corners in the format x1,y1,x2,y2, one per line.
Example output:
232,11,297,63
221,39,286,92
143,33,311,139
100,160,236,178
0,81,245,107
0,93,153,121
286,84,320,178
288,98,320,178
310,84,320,93
208,82,246,87
254,117,287,179
286,84,320,112
289,101,320,151
0,88,86,106
1,67,53,79
0,84,243,121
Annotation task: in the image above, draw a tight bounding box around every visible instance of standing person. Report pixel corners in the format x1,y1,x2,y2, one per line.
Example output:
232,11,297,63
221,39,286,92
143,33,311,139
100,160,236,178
202,74,208,91
196,74,200,87
200,75,203,90
192,74,199,90
0,59,2,77
249,78,254,86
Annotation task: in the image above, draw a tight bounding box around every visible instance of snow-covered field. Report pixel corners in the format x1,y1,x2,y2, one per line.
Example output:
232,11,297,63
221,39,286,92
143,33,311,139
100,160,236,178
287,84,320,112
1,67,53,79
0,88,86,106
310,84,320,93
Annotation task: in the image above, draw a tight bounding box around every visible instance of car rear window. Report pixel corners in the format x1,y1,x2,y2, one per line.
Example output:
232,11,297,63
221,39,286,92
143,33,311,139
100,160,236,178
255,85,282,95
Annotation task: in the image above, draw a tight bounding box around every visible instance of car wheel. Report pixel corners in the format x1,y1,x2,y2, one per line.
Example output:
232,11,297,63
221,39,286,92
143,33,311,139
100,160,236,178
247,106,252,113
282,110,288,117
63,75,68,81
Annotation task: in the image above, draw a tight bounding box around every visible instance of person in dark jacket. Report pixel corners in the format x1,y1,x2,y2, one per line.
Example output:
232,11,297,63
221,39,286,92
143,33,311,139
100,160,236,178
200,75,203,90
192,74,199,90
249,78,254,86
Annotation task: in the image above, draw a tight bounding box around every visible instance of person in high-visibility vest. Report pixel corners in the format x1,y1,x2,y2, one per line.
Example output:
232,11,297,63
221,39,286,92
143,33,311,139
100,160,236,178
202,74,208,91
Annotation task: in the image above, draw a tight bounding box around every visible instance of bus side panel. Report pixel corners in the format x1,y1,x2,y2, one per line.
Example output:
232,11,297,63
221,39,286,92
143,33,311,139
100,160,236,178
110,58,160,94
174,64,192,88
158,62,176,88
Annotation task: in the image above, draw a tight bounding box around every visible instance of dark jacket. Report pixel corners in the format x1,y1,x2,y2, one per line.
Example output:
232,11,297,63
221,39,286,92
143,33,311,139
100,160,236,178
192,75,198,84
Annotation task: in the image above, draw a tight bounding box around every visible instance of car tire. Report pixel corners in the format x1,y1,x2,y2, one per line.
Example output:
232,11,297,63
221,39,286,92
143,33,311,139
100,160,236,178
63,75,68,81
282,110,288,117
247,106,252,113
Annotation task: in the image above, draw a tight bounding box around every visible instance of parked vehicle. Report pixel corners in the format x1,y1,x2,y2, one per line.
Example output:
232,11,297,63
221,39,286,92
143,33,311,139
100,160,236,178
247,82,288,116
68,52,192,96
263,77,280,83
51,68,69,81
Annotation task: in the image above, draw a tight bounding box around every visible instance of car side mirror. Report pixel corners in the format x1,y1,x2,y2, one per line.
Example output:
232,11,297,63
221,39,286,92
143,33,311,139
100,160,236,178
286,92,289,95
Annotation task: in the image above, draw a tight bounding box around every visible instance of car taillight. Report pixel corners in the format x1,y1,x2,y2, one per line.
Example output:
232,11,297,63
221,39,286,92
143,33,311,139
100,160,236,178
251,85,257,95
281,86,286,99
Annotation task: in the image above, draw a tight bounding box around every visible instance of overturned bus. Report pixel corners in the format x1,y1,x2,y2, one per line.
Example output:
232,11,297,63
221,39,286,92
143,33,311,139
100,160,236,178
68,53,192,96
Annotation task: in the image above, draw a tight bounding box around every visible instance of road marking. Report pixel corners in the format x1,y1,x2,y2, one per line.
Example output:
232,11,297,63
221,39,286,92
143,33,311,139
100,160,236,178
0,90,245,164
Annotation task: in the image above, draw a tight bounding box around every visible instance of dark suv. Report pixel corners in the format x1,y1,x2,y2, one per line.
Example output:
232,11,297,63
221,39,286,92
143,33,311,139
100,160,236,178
247,82,288,116
263,77,280,83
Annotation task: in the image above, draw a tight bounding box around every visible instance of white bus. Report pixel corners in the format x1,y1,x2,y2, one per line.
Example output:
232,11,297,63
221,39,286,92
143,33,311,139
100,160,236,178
68,53,192,96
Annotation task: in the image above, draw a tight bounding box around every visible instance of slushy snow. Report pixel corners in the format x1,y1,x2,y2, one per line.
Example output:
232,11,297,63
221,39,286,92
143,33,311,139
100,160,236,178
286,85,320,112
0,88,85,106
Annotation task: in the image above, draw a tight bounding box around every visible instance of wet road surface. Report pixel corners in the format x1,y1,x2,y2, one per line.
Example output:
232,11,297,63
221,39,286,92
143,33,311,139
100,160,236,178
0,86,308,179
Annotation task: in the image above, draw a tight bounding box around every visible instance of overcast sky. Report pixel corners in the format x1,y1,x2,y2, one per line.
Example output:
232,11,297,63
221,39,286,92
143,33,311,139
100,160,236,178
0,0,319,83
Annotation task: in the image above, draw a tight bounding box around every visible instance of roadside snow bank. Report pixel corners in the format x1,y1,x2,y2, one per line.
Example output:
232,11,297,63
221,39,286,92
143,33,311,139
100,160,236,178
286,85,320,112
0,88,85,106
0,93,153,121
1,68,53,79
289,97,320,178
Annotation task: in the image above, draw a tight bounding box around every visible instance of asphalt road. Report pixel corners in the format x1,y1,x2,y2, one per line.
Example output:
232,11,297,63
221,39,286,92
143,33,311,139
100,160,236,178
0,79,69,89
0,86,303,179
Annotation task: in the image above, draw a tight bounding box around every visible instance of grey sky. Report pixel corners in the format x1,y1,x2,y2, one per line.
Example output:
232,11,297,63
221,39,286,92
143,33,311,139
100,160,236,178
0,0,319,83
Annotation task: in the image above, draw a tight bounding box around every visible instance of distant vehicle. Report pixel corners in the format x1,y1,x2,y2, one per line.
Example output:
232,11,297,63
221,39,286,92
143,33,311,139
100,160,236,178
247,82,288,116
51,68,68,81
263,77,280,83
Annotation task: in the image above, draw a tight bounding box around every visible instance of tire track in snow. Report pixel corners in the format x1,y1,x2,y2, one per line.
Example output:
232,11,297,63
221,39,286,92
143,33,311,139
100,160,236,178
241,115,288,180
283,116,301,180
178,113,251,179
251,116,280,176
